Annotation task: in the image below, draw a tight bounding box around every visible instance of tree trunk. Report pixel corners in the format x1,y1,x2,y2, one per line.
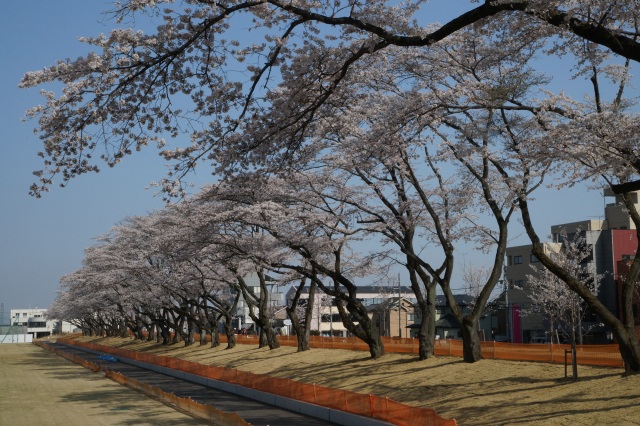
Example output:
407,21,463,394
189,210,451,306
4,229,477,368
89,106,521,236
416,290,436,360
258,323,281,349
211,328,220,348
220,313,236,349
287,278,314,352
184,319,196,347
461,316,483,363
335,299,384,359
364,334,385,359
288,307,310,352
571,321,578,381
159,325,170,345
199,329,208,346
410,267,437,360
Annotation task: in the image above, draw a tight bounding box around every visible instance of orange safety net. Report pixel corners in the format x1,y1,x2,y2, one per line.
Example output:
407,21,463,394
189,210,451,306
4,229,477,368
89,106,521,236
217,334,625,368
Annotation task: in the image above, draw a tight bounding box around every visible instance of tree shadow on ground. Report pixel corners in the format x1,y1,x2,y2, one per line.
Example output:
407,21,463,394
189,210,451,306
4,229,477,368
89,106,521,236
58,389,205,425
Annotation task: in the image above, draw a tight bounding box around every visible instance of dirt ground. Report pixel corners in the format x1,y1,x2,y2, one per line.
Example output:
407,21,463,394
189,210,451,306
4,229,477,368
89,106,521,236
0,343,207,426
76,336,640,426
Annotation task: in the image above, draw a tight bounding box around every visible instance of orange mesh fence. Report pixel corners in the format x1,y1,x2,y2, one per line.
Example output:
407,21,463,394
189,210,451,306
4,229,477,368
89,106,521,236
382,337,420,354
65,339,456,425
478,341,624,368
215,333,625,368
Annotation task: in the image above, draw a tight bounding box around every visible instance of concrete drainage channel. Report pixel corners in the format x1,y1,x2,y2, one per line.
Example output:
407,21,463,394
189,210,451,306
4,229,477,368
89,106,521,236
54,342,393,426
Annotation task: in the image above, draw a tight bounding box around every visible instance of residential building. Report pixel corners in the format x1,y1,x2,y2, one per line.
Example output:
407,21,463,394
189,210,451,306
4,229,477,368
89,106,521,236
369,297,415,338
285,285,416,337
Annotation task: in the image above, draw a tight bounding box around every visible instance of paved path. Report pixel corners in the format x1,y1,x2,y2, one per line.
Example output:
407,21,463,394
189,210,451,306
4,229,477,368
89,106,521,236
51,342,334,426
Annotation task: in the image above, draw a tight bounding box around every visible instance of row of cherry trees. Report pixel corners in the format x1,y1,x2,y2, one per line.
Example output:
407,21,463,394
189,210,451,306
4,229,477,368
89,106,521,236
27,1,640,370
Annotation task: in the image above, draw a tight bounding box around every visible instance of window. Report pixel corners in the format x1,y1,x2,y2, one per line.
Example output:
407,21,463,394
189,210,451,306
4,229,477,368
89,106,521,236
507,256,513,266
530,254,539,263
322,314,341,323
578,244,593,263
513,255,523,265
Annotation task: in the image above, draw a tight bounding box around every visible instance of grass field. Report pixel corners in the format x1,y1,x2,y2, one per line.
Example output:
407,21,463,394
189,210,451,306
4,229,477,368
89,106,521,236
0,343,207,426
77,336,640,426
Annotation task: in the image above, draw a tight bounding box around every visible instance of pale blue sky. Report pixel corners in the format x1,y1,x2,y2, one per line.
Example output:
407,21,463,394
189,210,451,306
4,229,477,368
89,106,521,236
0,1,610,321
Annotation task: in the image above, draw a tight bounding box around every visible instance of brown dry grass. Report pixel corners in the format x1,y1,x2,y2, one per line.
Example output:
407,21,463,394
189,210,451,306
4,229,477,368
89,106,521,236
0,343,206,425
77,336,640,426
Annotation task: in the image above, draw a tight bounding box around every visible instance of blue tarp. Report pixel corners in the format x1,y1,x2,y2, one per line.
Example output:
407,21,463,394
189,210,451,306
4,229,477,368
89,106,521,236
97,355,118,362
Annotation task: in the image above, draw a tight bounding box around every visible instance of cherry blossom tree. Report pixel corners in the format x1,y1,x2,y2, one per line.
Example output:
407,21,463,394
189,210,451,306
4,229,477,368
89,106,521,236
27,0,640,370
194,177,389,358
284,273,317,351
20,1,640,197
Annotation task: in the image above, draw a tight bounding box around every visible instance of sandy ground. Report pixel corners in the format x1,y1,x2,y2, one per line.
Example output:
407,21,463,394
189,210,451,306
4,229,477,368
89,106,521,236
76,336,640,426
0,343,207,426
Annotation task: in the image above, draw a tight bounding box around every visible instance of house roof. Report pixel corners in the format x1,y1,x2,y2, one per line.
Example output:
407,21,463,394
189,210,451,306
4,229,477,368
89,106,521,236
434,295,475,307
366,297,413,312
291,285,415,295
435,313,461,329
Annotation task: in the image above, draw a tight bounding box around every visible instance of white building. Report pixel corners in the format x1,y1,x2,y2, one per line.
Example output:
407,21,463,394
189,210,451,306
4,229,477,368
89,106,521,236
10,308,75,339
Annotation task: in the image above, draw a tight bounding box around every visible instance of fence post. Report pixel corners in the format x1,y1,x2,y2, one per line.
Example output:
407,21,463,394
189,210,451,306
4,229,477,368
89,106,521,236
369,394,375,417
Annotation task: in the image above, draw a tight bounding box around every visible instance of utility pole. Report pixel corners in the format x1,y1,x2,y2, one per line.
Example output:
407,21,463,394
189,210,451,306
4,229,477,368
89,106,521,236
505,280,511,342
398,274,402,338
